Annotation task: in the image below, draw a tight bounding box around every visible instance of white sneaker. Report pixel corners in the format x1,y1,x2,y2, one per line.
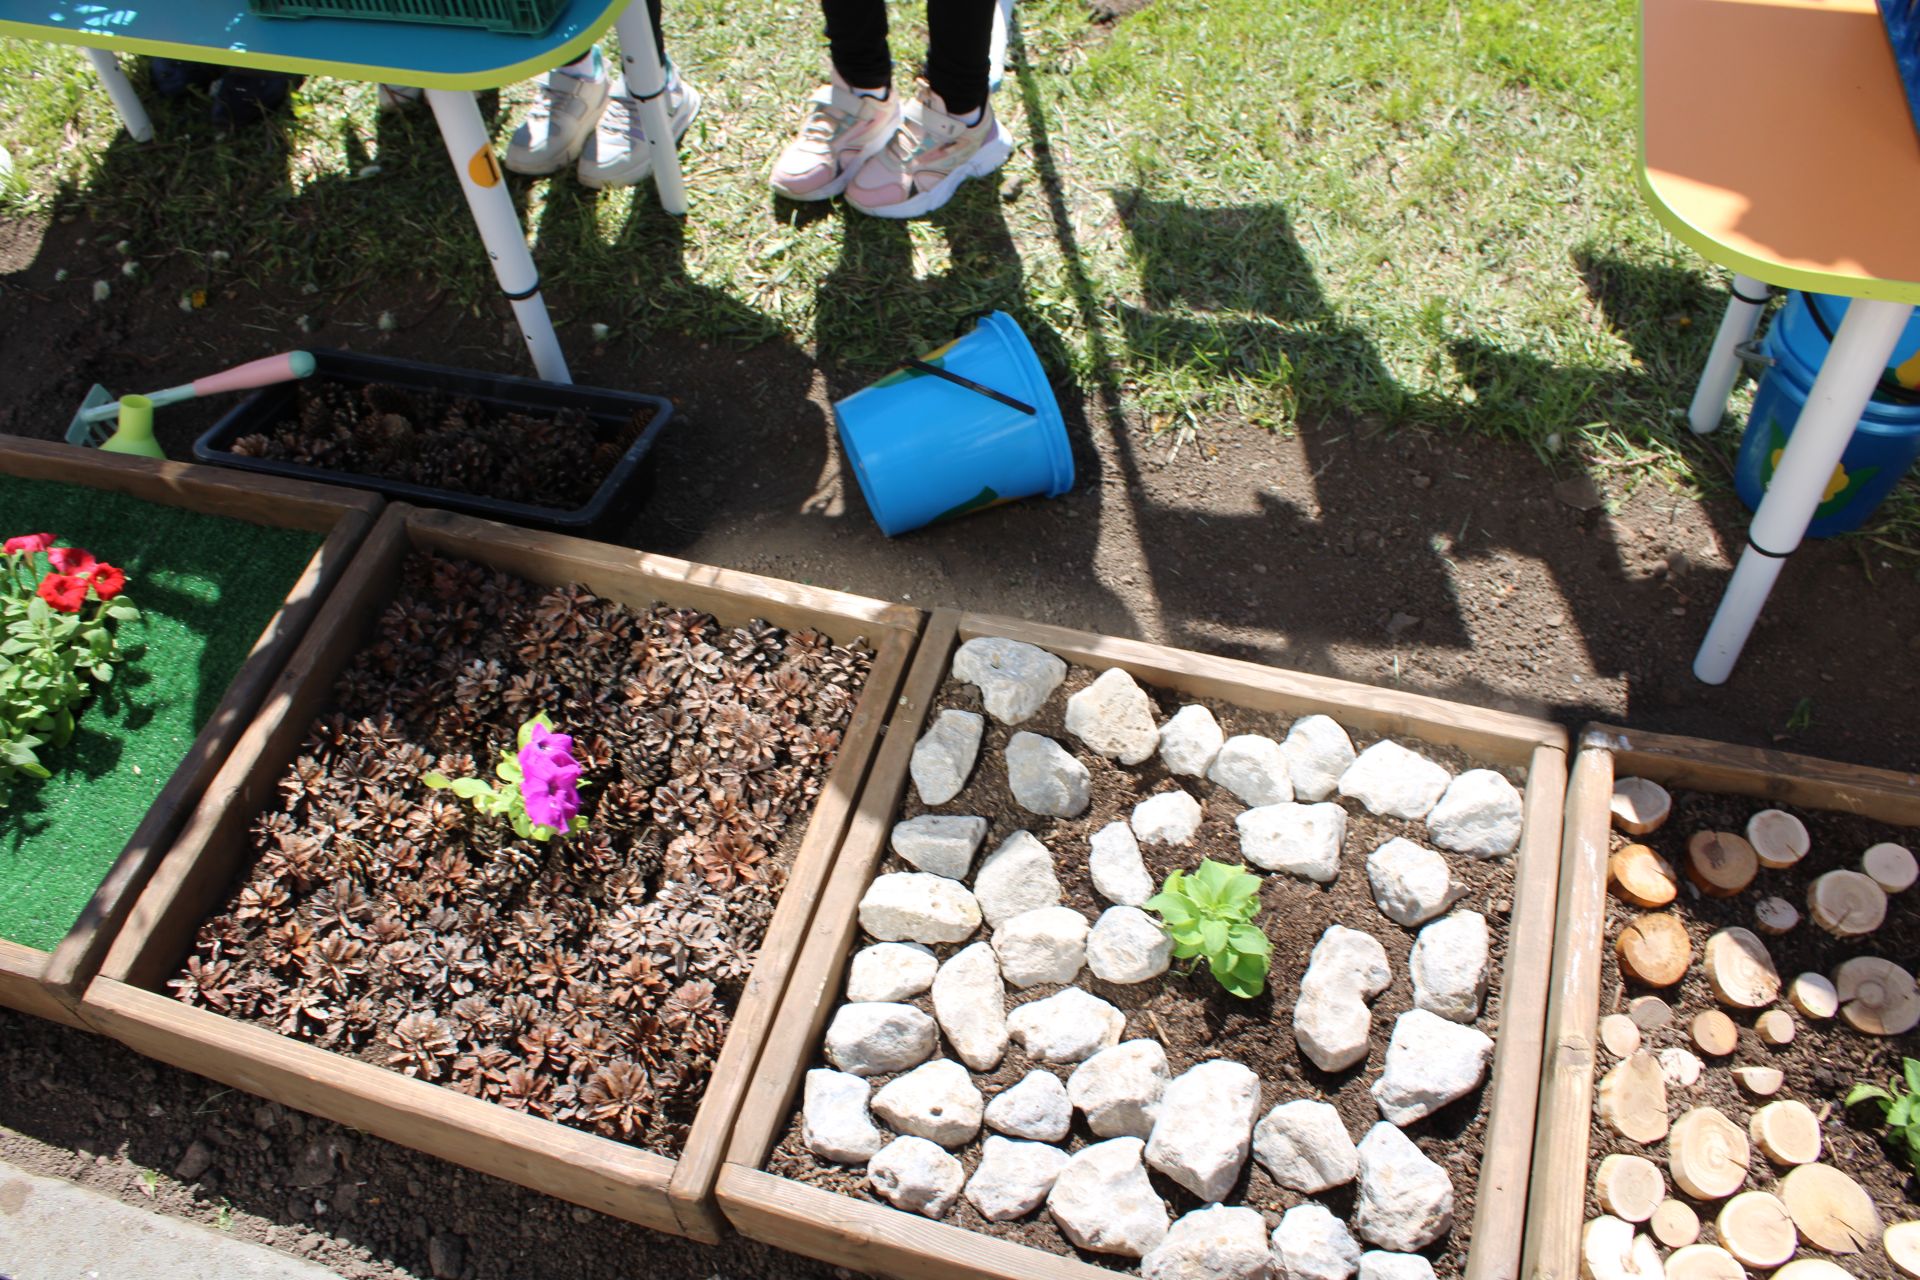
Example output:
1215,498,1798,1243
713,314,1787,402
845,82,1013,219
768,73,902,201
504,47,612,176
576,66,702,190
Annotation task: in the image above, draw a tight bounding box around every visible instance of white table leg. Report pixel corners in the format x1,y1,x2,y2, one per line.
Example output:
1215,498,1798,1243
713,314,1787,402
1692,296,1911,683
1687,273,1769,435
83,48,154,144
613,3,688,215
425,88,570,384
989,0,1014,90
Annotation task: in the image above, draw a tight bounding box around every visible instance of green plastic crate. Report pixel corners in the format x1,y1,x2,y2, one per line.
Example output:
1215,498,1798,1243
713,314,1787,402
246,0,567,35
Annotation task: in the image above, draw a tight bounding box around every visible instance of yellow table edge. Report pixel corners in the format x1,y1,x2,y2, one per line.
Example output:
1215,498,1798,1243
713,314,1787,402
0,4,621,91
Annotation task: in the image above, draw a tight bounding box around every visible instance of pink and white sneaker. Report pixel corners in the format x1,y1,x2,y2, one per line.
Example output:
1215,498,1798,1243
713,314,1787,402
769,73,903,201
845,81,1013,219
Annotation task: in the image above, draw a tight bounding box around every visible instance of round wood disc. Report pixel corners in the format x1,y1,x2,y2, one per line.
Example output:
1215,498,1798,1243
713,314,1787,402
1611,844,1679,908
1629,995,1673,1029
1886,1220,1920,1279
1618,914,1691,987
1703,927,1782,1009
1651,1199,1701,1248
1773,1262,1856,1280
1733,1066,1784,1097
1790,972,1839,1020
1690,1009,1738,1057
1669,1106,1751,1200
1779,1163,1883,1253
1664,1244,1746,1280
1754,895,1800,935
1688,830,1758,897
1748,809,1810,869
1809,870,1889,937
1751,1100,1823,1166
1834,957,1920,1036
1611,777,1672,835
1597,1052,1670,1144
1597,1153,1665,1223
1863,842,1918,893
1757,1008,1796,1047
1600,1013,1642,1059
1718,1190,1799,1269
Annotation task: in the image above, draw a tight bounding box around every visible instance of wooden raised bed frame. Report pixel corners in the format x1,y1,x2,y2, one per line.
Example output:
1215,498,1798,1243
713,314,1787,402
0,434,380,1029
82,503,924,1243
717,609,1570,1280
1523,724,1920,1280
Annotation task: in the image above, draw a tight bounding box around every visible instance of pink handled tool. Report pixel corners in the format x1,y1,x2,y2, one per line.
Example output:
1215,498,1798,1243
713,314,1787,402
76,351,317,426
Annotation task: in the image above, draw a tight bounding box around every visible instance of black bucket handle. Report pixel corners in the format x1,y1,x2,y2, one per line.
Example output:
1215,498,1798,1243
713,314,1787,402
900,357,1037,416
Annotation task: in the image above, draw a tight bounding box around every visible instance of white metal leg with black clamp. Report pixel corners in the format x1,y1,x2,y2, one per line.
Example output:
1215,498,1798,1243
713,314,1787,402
612,1,687,215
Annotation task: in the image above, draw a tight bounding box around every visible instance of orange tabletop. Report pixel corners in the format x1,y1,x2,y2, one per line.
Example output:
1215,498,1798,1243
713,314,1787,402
1644,0,1920,302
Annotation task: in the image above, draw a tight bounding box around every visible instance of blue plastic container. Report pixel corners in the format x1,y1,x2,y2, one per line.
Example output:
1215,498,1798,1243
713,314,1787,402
833,312,1073,536
1736,291,1920,537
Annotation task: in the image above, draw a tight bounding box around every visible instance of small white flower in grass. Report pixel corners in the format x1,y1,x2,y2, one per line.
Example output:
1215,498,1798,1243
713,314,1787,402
356,164,382,180
301,282,319,295
296,314,315,333
115,239,131,256
120,260,138,278
377,311,397,332
591,322,610,342
53,268,68,282
209,249,231,264
92,280,110,301
178,292,196,313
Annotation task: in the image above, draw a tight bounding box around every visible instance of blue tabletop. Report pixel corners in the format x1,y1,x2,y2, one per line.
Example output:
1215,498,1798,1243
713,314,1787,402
0,1,625,88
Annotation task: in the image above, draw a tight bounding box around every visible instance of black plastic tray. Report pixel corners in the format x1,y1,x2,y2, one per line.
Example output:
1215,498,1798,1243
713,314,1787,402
193,350,672,531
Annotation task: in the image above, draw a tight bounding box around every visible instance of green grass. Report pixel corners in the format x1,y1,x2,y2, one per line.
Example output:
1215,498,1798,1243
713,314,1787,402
0,478,323,949
2,0,1915,546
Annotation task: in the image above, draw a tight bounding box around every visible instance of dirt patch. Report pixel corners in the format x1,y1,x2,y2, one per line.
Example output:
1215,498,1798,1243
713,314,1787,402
1588,789,1920,1277
768,661,1521,1273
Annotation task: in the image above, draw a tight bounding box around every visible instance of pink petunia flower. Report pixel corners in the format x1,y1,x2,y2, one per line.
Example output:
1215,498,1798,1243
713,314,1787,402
3,533,55,556
47,546,96,575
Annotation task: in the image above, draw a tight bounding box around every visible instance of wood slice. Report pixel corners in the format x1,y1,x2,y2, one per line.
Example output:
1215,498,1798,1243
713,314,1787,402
1808,871,1889,937
1611,777,1672,835
1582,1214,1663,1280
1748,809,1810,869
1618,914,1692,988
1751,1099,1822,1166
1717,1190,1799,1269
1790,972,1839,1020
1757,1008,1796,1047
1833,957,1920,1036
1597,1153,1665,1223
1629,996,1673,1029
1779,1163,1883,1254
1773,1262,1856,1280
1669,1106,1750,1200
1755,896,1801,936
1597,1052,1670,1144
1733,1066,1784,1097
1887,1220,1920,1279
1863,842,1918,893
1660,1047,1704,1087
1611,844,1679,909
1600,1013,1643,1060
1650,1199,1700,1249
1688,830,1758,897
1703,927,1781,1009
1664,1244,1745,1280
1690,1009,1738,1057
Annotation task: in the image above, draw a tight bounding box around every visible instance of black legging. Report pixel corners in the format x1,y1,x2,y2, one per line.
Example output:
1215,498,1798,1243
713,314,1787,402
822,0,997,117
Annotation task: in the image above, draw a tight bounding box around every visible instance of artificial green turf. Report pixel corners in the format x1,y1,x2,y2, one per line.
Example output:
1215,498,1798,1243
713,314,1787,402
0,475,324,949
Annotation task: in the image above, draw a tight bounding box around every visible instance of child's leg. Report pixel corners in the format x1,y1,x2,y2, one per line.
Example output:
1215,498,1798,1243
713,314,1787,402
924,0,997,117
823,0,893,93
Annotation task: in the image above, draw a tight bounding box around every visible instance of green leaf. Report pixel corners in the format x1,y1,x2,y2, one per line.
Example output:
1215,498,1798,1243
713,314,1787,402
1904,1058,1920,1098
495,758,521,783
1168,930,1204,959
1220,870,1261,905
1847,1083,1895,1112
421,772,451,790
90,663,112,682
1199,919,1228,956
1890,1094,1913,1129
1144,893,1194,926
1227,923,1271,956
448,777,492,801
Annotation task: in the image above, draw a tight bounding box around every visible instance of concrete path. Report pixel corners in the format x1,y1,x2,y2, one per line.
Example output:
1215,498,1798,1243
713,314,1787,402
0,1161,344,1280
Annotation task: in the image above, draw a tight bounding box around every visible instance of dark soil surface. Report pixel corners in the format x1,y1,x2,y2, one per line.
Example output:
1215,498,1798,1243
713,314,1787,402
1589,791,1920,1278
767,661,1520,1275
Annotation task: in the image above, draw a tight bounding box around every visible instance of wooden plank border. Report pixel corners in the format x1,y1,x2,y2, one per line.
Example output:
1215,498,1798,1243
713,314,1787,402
719,608,1569,1280
1522,723,1920,1280
0,434,381,1022
82,503,924,1242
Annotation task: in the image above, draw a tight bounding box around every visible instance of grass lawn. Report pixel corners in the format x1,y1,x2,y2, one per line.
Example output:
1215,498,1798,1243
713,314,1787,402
2,0,1915,550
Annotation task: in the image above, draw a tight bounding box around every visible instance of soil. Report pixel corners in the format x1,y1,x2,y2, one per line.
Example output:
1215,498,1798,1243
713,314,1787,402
767,660,1521,1274
225,380,649,511
1587,790,1920,1278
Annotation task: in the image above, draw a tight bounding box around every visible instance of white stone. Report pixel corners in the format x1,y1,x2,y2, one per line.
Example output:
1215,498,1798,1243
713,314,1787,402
984,1069,1072,1142
1338,740,1453,820
1409,912,1489,1023
1353,1122,1454,1252
931,942,1008,1072
973,830,1064,927
1239,802,1347,882
867,1134,964,1219
1133,790,1203,845
1065,668,1160,764
1087,906,1174,983
858,872,982,945
1047,1137,1171,1259
952,636,1067,725
1253,1099,1359,1193
1090,821,1155,906
1359,1253,1438,1280
890,813,989,880
1371,1008,1494,1125
1366,838,1455,928
910,710,985,806
1294,925,1392,1073
846,942,938,1003
1282,715,1357,802
802,1069,886,1164
1008,988,1126,1063
871,1059,985,1148
1273,1202,1362,1280
1425,769,1524,858
993,907,1090,988
824,1003,938,1077
1146,1060,1261,1202
1206,743,1293,822
1006,732,1092,818
965,1136,1070,1222
1142,1205,1275,1280
1068,1039,1170,1139
1159,705,1226,777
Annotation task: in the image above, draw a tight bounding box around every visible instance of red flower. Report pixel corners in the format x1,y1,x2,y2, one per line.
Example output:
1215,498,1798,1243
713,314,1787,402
84,563,126,600
36,573,89,613
4,533,55,555
47,546,96,575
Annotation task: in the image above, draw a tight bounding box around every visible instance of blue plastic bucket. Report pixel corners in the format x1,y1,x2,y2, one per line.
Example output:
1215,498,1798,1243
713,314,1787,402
1736,291,1920,537
833,311,1073,536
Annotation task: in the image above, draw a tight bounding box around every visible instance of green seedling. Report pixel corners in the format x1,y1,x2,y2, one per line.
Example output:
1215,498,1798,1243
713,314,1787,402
1845,1056,1920,1176
1143,857,1271,999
